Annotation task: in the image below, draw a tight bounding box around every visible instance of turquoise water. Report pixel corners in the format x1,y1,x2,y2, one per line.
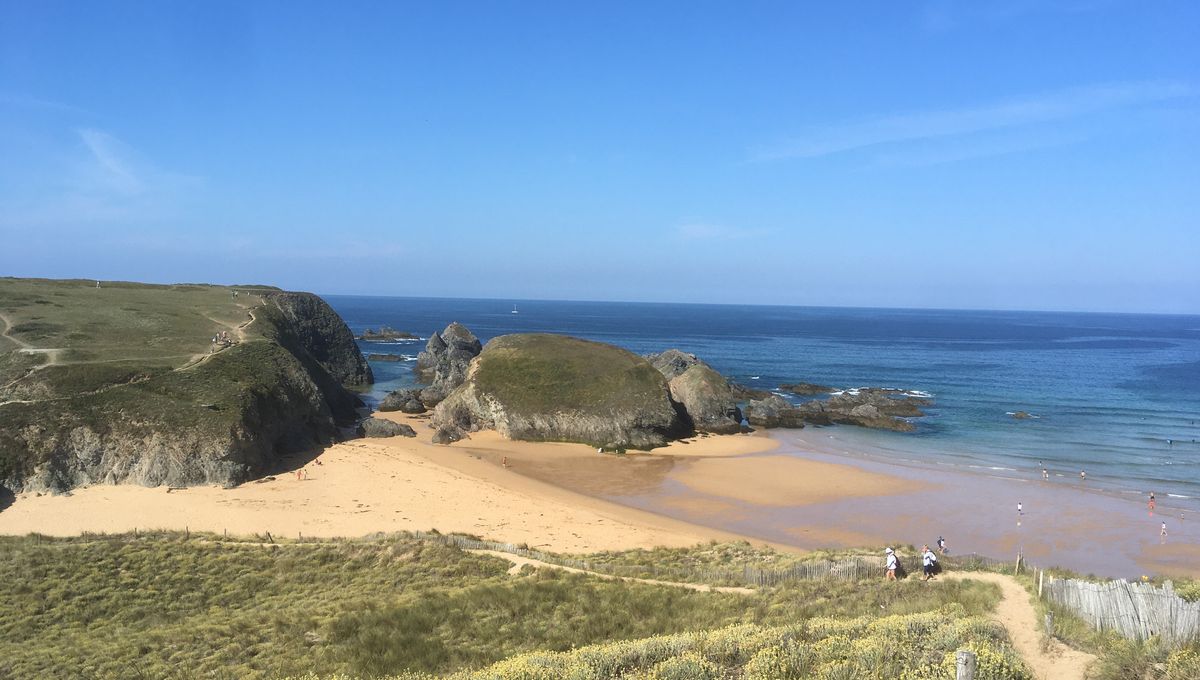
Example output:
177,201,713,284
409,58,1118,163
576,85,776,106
328,296,1200,512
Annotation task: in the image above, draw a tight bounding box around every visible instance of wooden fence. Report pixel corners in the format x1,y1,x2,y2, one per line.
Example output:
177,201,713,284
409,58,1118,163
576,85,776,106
1043,576,1200,644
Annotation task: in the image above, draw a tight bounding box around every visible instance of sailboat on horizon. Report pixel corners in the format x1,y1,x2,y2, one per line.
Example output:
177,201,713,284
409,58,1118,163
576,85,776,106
511,304,519,314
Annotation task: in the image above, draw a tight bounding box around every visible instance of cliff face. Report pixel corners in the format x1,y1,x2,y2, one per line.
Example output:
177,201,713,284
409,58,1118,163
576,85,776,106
431,334,684,449
263,291,373,386
0,280,371,494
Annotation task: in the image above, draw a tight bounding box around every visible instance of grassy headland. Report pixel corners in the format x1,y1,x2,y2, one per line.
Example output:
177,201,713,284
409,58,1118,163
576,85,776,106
0,277,368,492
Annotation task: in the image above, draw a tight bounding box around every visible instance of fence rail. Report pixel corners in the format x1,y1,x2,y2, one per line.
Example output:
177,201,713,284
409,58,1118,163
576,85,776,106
1043,576,1200,644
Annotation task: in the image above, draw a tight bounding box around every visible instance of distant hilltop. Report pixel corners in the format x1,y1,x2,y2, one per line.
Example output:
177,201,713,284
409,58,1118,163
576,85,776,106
0,278,372,494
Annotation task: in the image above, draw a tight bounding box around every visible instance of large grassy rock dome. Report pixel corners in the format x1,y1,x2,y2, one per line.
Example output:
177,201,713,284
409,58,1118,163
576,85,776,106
432,333,684,449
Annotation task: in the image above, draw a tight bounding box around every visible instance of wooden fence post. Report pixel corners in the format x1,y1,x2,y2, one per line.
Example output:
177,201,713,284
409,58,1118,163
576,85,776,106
956,649,977,680
1038,569,1044,598
1045,612,1055,638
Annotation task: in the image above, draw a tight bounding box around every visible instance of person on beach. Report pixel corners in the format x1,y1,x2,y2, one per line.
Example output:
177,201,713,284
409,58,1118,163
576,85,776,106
1080,469,1086,481
1042,467,1049,480
1149,492,1156,512
922,545,938,580
885,547,898,581
1161,521,1168,541
1017,501,1023,515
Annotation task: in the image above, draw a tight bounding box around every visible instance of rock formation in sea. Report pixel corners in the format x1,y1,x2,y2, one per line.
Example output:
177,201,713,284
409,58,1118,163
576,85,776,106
414,322,482,406
0,281,372,494
745,384,932,432
357,326,419,341
779,382,834,395
431,334,685,448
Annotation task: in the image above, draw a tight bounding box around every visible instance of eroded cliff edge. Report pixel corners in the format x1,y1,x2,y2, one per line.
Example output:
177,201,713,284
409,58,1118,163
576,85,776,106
0,279,371,494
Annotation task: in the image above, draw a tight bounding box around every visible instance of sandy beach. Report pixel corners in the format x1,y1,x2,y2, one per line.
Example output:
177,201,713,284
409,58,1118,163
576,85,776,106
0,414,782,553
2,413,1197,579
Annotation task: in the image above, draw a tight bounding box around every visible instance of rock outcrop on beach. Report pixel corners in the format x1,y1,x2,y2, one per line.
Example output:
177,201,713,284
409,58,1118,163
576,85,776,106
360,417,417,438
432,334,685,449
378,388,427,414
645,349,742,434
0,279,372,494
415,322,482,406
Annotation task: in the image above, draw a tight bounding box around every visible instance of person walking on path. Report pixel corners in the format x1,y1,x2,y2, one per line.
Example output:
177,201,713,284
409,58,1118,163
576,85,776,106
937,535,947,554
885,547,898,581
922,545,938,581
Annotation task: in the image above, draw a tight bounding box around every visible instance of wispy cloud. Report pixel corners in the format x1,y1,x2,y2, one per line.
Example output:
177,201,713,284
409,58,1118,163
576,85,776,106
77,129,146,195
1,128,202,229
752,80,1193,162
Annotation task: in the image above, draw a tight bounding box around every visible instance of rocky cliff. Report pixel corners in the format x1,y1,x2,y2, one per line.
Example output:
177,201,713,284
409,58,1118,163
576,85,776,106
431,334,685,449
414,322,482,406
645,350,742,434
0,279,372,494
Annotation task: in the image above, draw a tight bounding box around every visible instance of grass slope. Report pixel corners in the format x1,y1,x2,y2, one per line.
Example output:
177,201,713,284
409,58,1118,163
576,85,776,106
0,533,1002,679
474,334,671,417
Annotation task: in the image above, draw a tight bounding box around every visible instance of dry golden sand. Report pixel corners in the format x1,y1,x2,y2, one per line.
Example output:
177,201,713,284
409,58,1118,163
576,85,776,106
0,414,784,552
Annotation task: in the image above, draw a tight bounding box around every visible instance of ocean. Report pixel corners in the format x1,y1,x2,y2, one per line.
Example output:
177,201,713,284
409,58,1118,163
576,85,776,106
328,295,1200,514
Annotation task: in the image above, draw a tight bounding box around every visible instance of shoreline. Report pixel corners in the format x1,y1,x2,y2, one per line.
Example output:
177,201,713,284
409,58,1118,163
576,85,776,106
1,414,1197,578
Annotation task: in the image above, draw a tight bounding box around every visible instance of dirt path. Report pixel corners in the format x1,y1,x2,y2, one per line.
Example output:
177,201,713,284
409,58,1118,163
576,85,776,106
0,312,31,350
468,549,756,594
942,572,1095,680
475,550,1093,679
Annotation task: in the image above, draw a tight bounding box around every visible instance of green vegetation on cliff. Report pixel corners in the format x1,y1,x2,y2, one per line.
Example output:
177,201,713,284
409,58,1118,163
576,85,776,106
474,334,670,416
0,278,370,491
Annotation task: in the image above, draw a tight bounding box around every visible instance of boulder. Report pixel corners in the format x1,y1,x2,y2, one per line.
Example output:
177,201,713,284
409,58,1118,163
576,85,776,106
359,418,416,438
666,364,742,434
745,394,806,429
414,322,482,406
431,334,684,449
379,388,426,414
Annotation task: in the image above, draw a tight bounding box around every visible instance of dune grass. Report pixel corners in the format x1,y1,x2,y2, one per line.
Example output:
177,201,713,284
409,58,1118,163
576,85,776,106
0,532,1002,679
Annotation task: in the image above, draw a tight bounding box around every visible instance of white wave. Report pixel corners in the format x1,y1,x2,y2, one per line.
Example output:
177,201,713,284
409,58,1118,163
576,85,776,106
1168,493,1192,499
749,376,760,380
905,390,935,398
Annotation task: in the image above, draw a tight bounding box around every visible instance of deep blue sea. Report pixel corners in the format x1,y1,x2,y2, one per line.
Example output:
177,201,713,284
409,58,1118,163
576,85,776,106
327,296,1200,513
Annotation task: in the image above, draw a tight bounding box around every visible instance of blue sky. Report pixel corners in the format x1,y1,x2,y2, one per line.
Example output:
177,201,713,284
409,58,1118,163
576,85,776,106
1,2,1197,313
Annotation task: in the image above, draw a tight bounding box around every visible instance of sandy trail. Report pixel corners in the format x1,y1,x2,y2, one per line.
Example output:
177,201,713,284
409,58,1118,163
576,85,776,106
469,549,755,594
942,572,1095,680
475,547,1093,679
0,312,31,350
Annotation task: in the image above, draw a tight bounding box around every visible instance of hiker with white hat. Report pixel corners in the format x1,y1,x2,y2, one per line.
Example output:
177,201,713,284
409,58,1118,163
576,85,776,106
885,547,898,581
